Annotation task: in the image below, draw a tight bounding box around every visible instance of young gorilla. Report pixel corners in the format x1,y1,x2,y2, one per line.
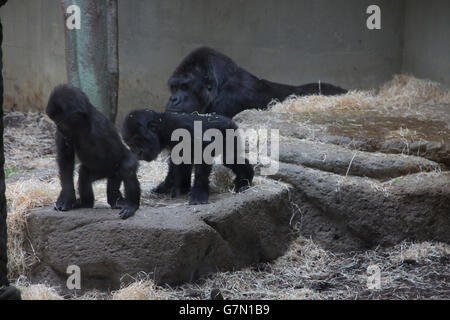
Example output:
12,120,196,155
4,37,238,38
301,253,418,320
46,85,140,219
121,110,254,205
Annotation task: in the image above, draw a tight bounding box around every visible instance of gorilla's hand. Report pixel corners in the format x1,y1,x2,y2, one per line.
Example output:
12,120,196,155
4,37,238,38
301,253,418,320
54,191,76,211
233,178,252,193
116,200,138,220
189,187,209,205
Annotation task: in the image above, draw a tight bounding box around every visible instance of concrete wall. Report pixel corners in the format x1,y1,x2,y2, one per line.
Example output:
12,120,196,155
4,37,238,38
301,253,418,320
0,0,66,112
0,0,447,124
402,0,450,87
117,0,405,122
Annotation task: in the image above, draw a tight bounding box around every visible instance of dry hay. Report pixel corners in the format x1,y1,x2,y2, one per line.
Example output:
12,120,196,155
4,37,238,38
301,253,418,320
390,241,450,265
3,77,450,299
111,273,172,300
269,75,450,114
3,112,61,279
6,178,60,279
151,238,449,300
12,237,449,300
15,276,63,300
112,280,161,300
3,111,55,171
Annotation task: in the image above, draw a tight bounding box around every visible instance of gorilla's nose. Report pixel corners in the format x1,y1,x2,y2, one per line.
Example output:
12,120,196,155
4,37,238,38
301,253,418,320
169,95,180,106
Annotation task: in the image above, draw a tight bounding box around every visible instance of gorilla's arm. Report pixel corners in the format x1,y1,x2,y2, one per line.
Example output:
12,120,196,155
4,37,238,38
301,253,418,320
54,130,76,211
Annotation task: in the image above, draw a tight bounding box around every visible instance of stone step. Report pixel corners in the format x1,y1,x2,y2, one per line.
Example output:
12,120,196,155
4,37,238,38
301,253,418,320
26,182,293,292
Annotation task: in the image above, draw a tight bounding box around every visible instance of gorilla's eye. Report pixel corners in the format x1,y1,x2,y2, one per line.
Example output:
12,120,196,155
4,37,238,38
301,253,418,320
181,84,188,91
147,123,157,132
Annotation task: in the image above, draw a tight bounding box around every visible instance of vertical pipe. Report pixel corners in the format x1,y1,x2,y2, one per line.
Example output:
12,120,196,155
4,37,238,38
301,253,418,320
61,0,119,123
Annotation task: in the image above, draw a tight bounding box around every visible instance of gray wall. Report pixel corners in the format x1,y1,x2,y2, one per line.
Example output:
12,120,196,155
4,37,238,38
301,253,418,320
0,0,66,112
0,0,448,124
117,0,405,122
402,0,450,86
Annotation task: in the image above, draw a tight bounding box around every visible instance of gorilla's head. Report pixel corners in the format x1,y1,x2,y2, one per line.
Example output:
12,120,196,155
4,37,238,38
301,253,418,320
121,109,162,162
46,84,91,136
166,47,236,114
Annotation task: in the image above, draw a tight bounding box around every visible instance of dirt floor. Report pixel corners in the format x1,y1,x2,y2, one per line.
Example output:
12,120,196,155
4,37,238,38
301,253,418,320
3,77,450,300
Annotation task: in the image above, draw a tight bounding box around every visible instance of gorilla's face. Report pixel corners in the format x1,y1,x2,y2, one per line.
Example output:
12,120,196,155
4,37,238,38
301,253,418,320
46,85,90,137
121,110,161,162
166,71,217,114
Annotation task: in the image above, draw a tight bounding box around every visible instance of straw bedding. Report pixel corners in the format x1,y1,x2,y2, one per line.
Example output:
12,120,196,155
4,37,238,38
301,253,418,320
4,75,449,299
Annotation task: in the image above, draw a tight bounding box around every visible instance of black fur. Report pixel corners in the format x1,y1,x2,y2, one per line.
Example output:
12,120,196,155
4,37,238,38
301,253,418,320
46,84,140,219
122,109,254,205
166,47,348,118
0,285,21,300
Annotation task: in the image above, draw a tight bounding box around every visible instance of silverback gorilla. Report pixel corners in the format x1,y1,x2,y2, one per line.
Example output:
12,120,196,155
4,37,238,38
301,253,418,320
122,110,254,204
46,85,140,219
166,47,348,118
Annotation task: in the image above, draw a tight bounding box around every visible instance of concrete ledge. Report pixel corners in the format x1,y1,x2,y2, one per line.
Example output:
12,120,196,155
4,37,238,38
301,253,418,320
235,107,450,251
26,183,293,291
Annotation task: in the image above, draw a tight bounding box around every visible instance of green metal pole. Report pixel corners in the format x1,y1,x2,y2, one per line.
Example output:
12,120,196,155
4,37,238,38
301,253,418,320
61,0,119,123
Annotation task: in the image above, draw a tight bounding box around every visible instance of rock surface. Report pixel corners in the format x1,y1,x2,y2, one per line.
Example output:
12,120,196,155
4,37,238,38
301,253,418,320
22,103,450,290
26,183,293,291
278,139,439,179
234,105,449,250
235,104,450,166
275,164,449,249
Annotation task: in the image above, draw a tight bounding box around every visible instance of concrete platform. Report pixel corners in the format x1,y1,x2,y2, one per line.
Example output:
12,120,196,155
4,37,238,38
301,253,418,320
26,183,293,292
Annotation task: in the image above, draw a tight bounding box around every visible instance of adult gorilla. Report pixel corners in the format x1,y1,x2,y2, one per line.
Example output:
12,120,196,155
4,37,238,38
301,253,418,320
166,47,347,118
